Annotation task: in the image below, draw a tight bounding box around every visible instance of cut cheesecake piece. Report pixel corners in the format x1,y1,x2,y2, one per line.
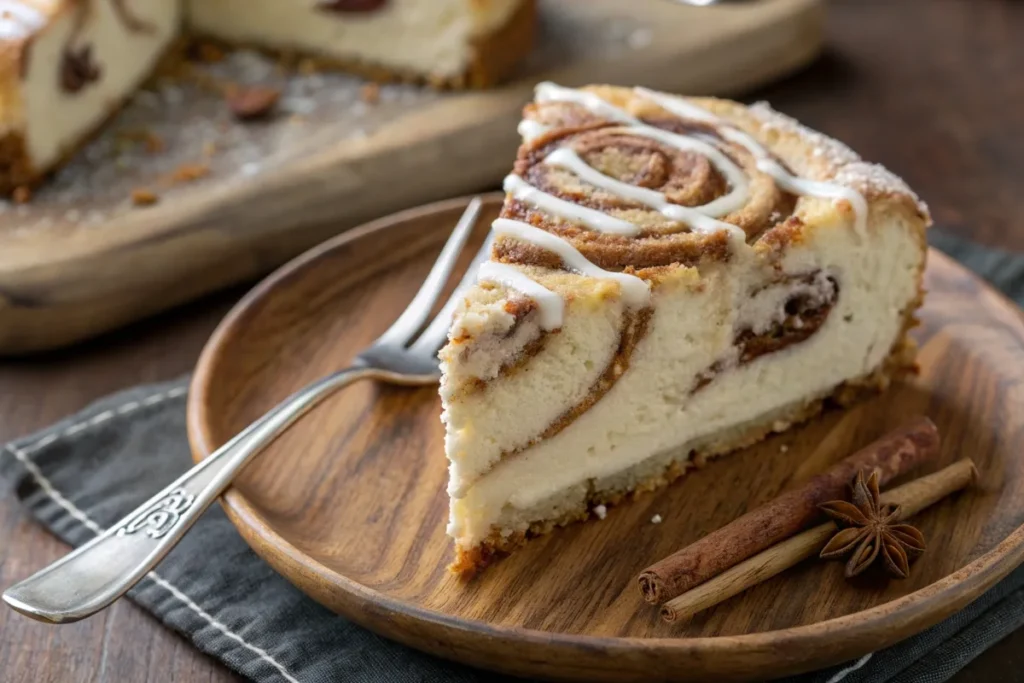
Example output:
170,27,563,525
440,83,931,576
0,0,182,193
188,0,536,88
0,0,536,194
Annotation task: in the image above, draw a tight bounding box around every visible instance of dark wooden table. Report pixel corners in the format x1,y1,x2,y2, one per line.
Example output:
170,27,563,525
2,1,1022,681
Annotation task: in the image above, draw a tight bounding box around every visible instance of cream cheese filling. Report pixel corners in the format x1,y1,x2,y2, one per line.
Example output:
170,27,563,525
21,0,181,171
447,213,923,545
187,0,522,78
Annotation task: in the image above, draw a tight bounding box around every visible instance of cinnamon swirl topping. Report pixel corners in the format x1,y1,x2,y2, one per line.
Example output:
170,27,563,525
477,82,874,313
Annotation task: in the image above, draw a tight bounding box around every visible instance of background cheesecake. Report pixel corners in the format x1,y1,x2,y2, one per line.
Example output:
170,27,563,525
0,0,181,194
440,83,930,576
189,0,534,88
0,0,536,195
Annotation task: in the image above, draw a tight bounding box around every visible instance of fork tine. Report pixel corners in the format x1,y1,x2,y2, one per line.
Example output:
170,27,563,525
408,232,494,357
374,197,483,348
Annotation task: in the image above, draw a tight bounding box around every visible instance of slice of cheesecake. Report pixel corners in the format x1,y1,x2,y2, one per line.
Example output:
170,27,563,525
186,0,535,88
0,0,535,194
0,0,182,193
440,83,931,576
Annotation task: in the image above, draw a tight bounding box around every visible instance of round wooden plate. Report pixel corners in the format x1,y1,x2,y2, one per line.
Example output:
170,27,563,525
188,193,1024,682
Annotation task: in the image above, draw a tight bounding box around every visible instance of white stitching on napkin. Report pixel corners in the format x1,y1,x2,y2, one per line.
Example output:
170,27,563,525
10,384,189,458
826,653,873,682
144,572,302,683
3,386,301,683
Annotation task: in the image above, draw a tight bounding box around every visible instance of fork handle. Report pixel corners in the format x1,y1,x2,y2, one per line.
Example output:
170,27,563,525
3,367,375,624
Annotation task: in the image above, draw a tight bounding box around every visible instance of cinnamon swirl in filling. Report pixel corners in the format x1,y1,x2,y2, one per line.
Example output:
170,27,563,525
440,82,930,576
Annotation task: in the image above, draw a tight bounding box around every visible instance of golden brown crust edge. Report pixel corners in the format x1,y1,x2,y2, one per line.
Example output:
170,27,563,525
450,318,922,579
0,130,37,194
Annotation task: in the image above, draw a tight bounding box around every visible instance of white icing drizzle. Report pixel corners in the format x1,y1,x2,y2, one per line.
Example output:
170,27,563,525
477,261,565,330
0,2,47,40
757,159,868,235
634,86,719,124
535,82,636,124
477,84,871,367
635,86,869,235
503,173,639,236
619,125,749,218
518,119,550,142
543,146,743,238
533,83,751,229
491,218,651,307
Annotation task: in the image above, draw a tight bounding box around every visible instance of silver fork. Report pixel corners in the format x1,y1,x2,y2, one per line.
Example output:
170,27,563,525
3,198,492,624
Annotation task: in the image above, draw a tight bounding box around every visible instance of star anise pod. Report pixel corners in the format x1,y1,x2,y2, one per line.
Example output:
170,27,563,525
818,469,926,579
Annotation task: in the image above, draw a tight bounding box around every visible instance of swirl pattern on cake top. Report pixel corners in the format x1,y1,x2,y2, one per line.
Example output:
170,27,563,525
478,82,926,320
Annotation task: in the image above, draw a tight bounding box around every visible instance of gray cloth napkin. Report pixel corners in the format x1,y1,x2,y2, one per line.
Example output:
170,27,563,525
4,230,1024,683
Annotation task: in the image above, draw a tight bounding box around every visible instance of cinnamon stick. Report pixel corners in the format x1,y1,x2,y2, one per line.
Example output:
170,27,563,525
638,417,940,604
660,459,977,623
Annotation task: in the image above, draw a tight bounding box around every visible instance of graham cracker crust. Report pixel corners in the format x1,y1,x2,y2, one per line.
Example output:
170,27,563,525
450,324,921,579
0,130,36,195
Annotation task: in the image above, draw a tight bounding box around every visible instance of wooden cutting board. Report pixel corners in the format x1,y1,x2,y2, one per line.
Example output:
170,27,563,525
0,0,822,354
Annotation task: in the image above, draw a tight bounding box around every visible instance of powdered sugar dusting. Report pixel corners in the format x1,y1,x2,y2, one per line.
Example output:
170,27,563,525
749,101,860,170
748,101,929,217
833,162,927,215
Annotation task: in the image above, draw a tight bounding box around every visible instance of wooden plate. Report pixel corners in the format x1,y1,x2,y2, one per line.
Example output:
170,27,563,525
188,194,1024,682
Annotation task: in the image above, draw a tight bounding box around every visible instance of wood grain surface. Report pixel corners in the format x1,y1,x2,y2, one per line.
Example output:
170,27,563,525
3,1,1024,681
0,0,822,354
186,194,1024,682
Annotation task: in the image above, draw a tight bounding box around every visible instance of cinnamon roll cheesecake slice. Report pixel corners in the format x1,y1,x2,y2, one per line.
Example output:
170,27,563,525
441,83,930,576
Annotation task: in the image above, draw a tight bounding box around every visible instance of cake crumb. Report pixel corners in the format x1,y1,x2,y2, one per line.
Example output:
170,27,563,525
171,163,210,183
194,41,226,64
780,444,789,453
651,514,663,524
143,131,165,154
594,504,608,520
360,83,380,105
119,129,165,154
225,84,281,120
12,186,31,204
132,188,159,206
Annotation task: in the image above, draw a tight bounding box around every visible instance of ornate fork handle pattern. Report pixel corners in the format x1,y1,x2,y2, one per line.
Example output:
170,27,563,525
118,488,196,539
3,367,377,623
